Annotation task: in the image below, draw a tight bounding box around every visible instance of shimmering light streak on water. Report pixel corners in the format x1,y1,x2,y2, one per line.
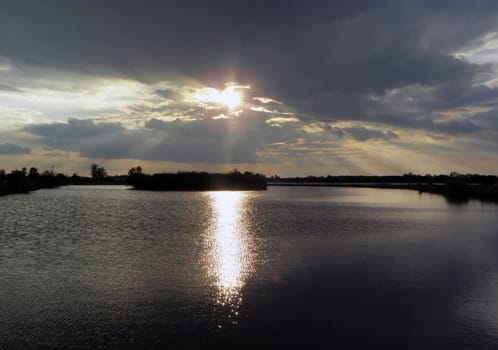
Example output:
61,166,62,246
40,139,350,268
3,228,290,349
205,191,254,320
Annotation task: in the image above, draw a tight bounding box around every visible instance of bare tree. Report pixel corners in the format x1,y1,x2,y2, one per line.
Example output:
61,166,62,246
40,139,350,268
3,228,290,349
90,163,107,179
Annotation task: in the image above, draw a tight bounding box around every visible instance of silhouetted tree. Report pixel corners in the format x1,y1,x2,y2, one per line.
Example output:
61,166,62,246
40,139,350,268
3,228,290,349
10,169,26,177
91,163,107,179
128,166,143,176
28,167,39,178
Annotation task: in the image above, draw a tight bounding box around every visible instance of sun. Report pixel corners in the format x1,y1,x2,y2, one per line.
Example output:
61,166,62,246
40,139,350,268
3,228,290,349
195,86,242,109
219,86,242,109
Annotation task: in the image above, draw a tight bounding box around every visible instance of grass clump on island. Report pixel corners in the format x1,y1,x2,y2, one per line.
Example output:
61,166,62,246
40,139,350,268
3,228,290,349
127,167,267,191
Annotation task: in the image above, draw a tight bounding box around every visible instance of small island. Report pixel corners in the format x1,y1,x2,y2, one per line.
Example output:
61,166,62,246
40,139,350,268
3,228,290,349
127,168,267,191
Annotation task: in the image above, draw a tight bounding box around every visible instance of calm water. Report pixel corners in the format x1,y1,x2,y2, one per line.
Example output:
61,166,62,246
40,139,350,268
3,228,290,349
1,186,498,349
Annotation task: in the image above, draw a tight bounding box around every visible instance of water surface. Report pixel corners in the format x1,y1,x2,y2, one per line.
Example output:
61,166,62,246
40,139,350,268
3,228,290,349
1,186,497,349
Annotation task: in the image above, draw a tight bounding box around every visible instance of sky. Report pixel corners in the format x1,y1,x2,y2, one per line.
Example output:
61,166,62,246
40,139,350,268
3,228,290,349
1,0,498,176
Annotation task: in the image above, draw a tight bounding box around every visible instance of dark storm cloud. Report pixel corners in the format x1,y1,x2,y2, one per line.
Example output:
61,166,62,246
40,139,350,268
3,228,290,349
0,1,494,81
434,119,481,135
354,113,483,136
3,0,498,137
24,116,302,163
342,126,398,142
153,89,180,100
473,108,498,130
1,0,376,83
24,115,407,165
0,143,31,154
325,124,398,141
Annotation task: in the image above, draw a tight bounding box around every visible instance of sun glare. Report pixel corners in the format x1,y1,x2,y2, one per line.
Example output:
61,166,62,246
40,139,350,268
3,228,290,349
195,86,242,109
204,191,255,323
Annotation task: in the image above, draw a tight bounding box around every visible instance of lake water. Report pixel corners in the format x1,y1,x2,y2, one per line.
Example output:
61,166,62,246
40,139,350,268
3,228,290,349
1,185,498,349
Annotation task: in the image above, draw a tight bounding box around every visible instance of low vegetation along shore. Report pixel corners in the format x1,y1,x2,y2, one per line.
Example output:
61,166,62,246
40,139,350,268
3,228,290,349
127,168,267,191
0,165,268,196
1,164,497,202
269,173,498,203
0,167,69,196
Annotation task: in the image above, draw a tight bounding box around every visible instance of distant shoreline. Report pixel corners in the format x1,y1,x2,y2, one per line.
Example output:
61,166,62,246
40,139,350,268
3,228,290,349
268,182,439,188
2,168,497,202
2,181,497,203
268,182,498,203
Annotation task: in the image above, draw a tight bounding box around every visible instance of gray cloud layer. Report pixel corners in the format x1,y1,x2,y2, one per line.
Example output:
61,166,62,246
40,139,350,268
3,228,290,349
0,143,31,155
2,0,498,170
3,1,498,126
24,116,294,163
0,84,22,92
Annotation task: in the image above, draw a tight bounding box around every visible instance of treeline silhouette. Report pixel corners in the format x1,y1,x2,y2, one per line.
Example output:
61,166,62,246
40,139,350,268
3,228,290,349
2,163,497,202
269,172,498,185
0,164,128,197
269,172,498,202
68,174,127,185
68,163,127,185
0,167,68,196
127,168,267,191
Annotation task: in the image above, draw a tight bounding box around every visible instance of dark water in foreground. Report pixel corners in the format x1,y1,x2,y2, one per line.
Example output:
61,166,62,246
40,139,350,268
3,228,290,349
1,186,498,349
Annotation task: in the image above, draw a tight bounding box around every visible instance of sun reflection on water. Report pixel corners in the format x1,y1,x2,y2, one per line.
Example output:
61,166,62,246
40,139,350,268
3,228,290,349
206,191,254,322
